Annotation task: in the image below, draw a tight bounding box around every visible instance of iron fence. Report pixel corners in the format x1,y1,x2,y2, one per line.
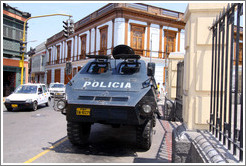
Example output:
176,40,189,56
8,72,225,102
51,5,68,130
209,3,243,161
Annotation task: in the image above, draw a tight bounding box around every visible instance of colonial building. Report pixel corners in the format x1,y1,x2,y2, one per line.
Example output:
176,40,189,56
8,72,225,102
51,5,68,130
3,3,31,96
30,42,47,83
45,3,186,85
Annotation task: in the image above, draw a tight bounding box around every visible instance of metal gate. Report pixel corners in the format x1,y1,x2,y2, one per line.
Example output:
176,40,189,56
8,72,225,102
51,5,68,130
209,3,243,161
164,61,184,122
175,61,184,122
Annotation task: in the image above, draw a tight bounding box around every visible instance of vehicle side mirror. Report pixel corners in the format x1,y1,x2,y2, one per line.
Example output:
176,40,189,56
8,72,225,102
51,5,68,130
65,61,72,75
147,62,155,77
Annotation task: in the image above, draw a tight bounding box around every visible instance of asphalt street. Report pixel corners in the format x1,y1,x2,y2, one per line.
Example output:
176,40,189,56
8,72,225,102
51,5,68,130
2,98,176,164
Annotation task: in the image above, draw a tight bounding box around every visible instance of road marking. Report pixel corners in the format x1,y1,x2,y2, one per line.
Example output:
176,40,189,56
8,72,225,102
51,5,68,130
24,136,68,163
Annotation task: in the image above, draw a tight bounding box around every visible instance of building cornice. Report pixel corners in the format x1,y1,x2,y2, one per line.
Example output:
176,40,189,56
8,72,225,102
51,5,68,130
46,3,185,46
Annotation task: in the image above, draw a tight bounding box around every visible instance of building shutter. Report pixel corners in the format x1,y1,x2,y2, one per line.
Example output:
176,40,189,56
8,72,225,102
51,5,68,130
55,69,60,82
131,25,145,56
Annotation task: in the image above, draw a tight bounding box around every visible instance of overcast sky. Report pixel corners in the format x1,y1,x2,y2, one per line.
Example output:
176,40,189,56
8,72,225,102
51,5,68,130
6,1,189,50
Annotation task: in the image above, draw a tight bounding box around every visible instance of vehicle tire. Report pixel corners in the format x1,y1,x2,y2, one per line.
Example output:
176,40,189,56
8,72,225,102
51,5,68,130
136,120,153,150
32,101,38,111
7,108,13,111
67,121,91,146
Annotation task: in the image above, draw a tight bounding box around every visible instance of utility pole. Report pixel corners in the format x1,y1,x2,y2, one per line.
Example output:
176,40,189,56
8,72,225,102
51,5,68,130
20,13,72,85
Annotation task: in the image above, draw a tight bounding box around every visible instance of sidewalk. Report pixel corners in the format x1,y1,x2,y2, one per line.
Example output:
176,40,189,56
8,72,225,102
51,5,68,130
155,95,181,162
133,95,181,163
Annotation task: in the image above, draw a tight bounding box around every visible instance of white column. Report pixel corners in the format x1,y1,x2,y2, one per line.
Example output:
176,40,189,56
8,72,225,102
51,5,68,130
114,18,125,46
183,3,227,130
74,36,77,61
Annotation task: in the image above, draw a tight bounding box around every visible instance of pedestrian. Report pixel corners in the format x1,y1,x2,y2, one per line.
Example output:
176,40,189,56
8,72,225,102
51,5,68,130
157,82,160,98
157,82,160,91
161,82,166,97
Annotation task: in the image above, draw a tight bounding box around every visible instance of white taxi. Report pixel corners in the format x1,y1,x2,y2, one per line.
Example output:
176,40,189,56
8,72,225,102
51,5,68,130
48,82,65,98
4,83,51,111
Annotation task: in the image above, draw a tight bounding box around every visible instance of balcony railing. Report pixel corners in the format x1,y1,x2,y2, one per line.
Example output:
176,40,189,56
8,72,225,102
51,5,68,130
74,3,184,29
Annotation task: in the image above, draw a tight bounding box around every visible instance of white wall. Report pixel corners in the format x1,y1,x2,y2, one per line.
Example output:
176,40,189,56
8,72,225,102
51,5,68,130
61,67,65,84
74,36,77,61
180,30,185,53
90,28,95,53
155,63,165,85
150,24,160,58
114,18,125,46
52,46,55,63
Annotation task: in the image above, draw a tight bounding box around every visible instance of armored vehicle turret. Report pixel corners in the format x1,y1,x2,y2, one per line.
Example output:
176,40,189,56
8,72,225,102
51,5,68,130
56,45,160,150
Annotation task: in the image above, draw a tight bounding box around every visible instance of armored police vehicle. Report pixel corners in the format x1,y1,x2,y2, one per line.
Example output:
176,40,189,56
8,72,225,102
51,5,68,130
57,45,160,150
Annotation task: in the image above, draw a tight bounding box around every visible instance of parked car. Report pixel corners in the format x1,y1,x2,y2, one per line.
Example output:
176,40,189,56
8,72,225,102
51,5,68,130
4,83,51,111
48,83,65,98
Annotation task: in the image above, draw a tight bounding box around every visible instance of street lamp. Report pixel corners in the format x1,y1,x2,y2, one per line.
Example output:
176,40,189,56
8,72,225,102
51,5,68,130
20,13,72,85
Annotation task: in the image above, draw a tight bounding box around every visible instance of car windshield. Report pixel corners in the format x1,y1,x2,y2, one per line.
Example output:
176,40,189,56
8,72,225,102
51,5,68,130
14,85,37,94
50,84,65,88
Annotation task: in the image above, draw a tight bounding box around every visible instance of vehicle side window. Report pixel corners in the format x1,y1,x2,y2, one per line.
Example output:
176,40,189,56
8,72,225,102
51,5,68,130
38,87,43,94
42,85,47,93
87,63,108,74
119,62,140,75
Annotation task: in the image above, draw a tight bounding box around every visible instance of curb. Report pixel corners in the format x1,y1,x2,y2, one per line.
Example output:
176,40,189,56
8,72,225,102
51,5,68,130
193,133,226,163
172,124,239,163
